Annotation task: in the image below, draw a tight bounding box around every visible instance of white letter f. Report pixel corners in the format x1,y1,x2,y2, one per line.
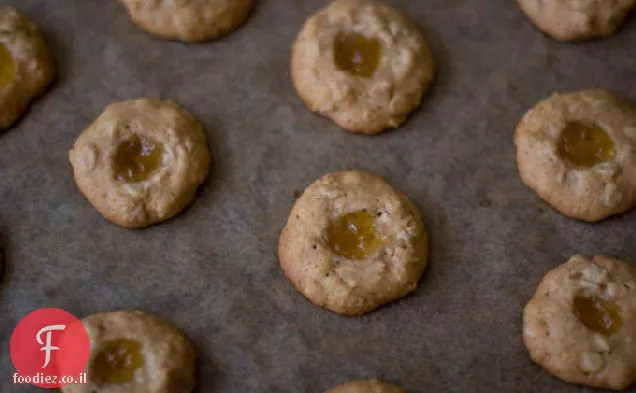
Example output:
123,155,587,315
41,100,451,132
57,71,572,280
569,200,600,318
36,324,67,369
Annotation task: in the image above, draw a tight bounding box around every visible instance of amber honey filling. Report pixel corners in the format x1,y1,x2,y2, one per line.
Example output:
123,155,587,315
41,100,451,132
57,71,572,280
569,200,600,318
114,134,163,182
558,122,616,168
333,32,381,77
0,43,16,88
573,294,622,336
93,338,144,384
325,210,382,260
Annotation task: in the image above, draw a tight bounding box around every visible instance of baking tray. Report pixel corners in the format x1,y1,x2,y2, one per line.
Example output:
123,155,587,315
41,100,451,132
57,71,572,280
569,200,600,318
1,1,636,392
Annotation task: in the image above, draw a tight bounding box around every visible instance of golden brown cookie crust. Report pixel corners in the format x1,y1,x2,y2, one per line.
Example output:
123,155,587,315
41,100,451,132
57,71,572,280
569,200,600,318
514,90,636,222
291,0,435,134
517,0,636,41
0,6,55,129
279,170,428,316
118,0,255,43
69,99,211,229
326,379,405,393
61,311,196,393
523,255,636,390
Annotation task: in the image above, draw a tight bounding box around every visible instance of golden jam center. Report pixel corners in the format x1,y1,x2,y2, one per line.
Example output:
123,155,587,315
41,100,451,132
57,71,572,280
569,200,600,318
114,134,163,182
93,339,144,384
333,32,381,78
325,210,382,260
573,294,622,336
0,43,16,88
558,122,616,168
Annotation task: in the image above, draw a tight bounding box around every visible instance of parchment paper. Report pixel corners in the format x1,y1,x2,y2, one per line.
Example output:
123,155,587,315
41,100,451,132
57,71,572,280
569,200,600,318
2,1,636,392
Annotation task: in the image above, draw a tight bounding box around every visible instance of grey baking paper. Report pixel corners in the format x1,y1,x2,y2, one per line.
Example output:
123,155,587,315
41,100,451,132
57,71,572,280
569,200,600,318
1,1,636,392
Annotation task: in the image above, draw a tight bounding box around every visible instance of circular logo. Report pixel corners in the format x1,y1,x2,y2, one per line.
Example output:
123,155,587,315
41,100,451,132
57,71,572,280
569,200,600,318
10,308,90,388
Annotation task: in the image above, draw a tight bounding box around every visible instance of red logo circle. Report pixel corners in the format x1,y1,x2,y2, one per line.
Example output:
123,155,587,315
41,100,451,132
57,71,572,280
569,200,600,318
10,308,90,388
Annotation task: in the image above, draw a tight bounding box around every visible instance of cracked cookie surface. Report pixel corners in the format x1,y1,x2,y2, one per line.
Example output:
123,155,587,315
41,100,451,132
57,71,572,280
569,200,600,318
118,0,254,42
291,0,435,134
514,90,636,222
517,0,636,41
523,255,636,390
69,99,210,228
0,6,55,129
61,311,196,393
279,170,428,316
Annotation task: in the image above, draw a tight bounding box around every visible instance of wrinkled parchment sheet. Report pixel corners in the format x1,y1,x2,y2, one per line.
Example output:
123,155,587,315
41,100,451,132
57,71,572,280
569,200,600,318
1,1,636,392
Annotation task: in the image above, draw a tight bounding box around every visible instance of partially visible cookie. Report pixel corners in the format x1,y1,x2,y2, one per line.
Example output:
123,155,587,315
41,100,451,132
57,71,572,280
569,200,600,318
517,0,636,41
61,311,196,393
0,6,55,129
523,255,636,390
279,170,428,316
118,0,255,43
69,99,211,228
326,379,405,393
291,0,435,134
514,90,636,222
